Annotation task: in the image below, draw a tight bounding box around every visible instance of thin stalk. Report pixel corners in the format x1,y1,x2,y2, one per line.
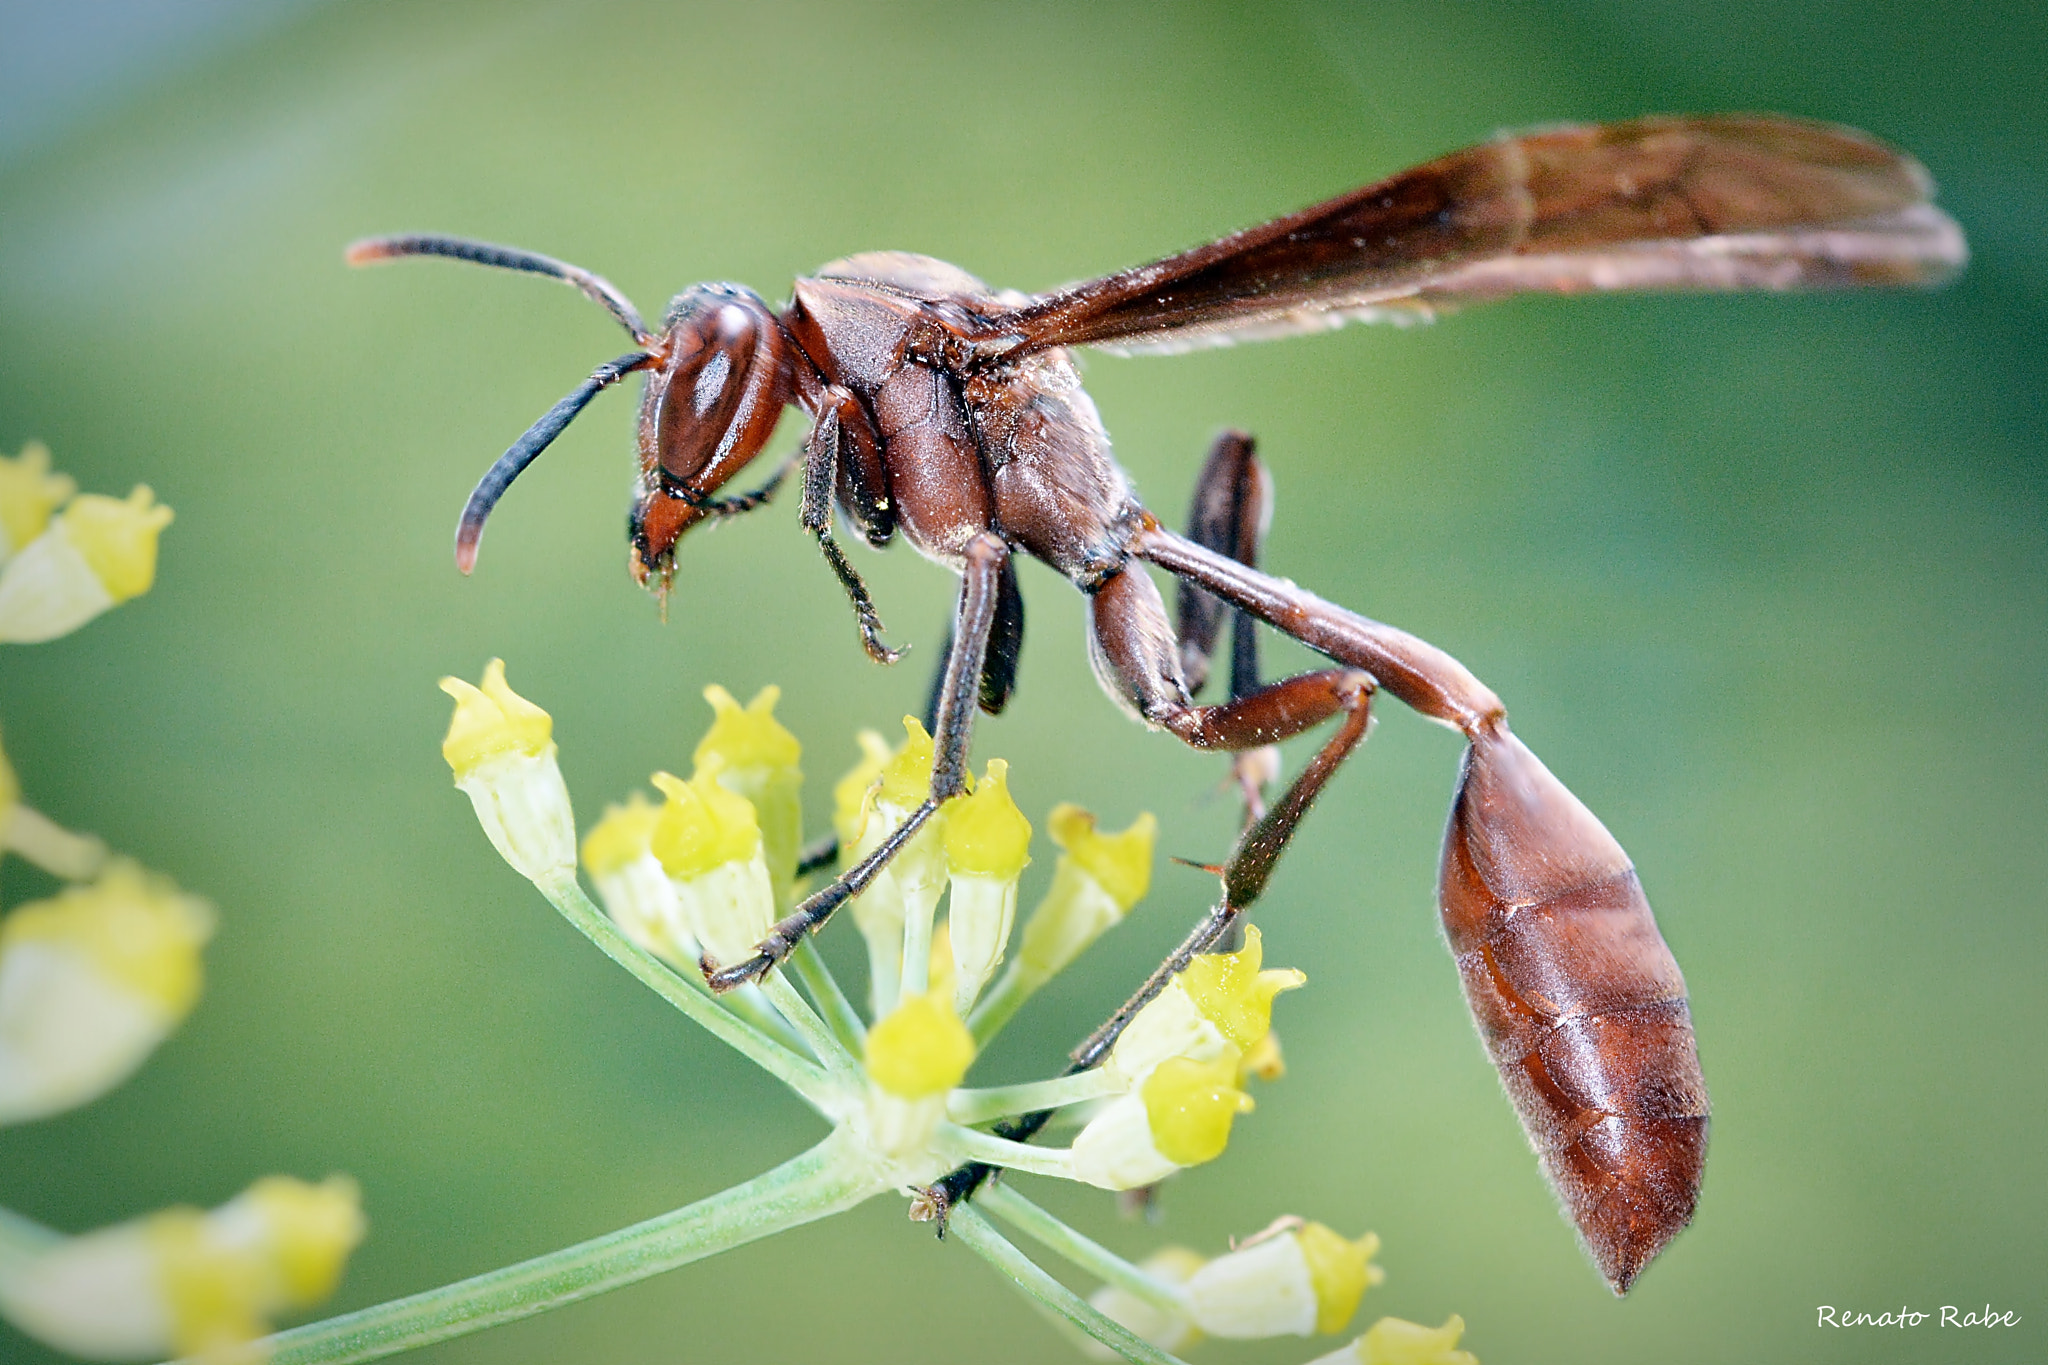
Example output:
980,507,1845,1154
722,983,810,1057
976,1183,1188,1317
947,1069,1122,1127
966,962,1042,1047
215,1132,886,1365
788,936,867,1054
534,874,833,1107
938,1123,1075,1180
898,888,935,999
947,1204,1191,1365
2,805,108,881
862,919,903,1021
757,970,859,1077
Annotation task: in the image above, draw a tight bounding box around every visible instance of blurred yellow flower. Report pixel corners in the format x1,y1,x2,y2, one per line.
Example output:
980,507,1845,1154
0,863,214,1125
0,1175,364,1361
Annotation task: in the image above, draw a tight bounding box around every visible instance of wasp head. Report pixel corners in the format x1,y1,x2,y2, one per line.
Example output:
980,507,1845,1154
628,285,795,589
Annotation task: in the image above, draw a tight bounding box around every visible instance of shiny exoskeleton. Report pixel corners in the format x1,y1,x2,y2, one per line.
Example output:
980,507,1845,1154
351,114,1965,1292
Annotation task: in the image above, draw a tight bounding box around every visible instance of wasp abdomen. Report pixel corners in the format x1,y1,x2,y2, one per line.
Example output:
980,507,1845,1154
1439,729,1708,1294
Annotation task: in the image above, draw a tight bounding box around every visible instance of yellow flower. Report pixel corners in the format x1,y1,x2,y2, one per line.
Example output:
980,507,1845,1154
1013,806,1156,985
649,766,774,965
943,759,1030,879
0,1175,364,1361
1314,1315,1478,1365
874,715,938,810
692,685,804,904
864,989,973,1100
0,442,74,563
649,765,760,878
1177,925,1306,1051
1049,803,1154,909
438,661,576,887
1181,1218,1382,1338
0,862,214,1125
943,759,1031,1013
863,989,974,1161
0,487,173,643
580,794,687,962
1069,1054,1253,1190
1107,926,1304,1089
439,658,552,776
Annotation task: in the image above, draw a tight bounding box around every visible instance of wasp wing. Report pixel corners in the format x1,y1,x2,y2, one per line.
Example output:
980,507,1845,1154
975,115,1965,357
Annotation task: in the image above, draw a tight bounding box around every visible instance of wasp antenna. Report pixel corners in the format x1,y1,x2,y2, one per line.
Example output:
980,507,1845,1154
347,234,651,344
454,351,653,574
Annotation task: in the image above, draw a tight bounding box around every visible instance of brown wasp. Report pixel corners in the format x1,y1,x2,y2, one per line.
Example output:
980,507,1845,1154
350,115,1964,1293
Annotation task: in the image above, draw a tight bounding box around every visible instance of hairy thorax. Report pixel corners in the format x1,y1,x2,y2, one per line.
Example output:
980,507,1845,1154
787,253,1140,583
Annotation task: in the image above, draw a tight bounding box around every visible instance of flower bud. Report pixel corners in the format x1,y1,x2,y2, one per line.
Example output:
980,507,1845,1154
1014,806,1156,984
439,660,575,886
693,685,804,905
1069,1054,1252,1190
944,759,1031,1013
1309,1315,1478,1365
0,1175,364,1360
0,487,173,643
1184,1220,1382,1339
649,767,774,965
863,988,974,1159
865,988,973,1099
1107,926,1303,1088
1080,1246,1206,1361
0,862,213,1125
0,442,74,565
581,794,689,961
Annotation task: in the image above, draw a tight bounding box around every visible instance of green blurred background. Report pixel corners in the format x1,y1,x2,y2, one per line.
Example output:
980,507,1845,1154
2,2,2041,1362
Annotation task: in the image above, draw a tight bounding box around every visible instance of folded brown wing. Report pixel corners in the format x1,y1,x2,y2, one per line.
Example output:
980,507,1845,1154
981,115,1965,357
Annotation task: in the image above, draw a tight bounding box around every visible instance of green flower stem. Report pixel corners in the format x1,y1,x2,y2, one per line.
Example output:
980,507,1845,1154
947,1204,1191,1365
939,1123,1076,1180
704,981,805,1056
788,936,867,1054
898,889,935,999
947,1069,1122,1126
535,874,834,1107
976,1183,1188,1317
1,804,108,881
966,962,1042,1047
224,1131,887,1365
757,969,860,1077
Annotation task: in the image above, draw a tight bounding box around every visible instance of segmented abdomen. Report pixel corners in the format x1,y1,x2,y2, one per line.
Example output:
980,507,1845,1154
1438,727,1709,1294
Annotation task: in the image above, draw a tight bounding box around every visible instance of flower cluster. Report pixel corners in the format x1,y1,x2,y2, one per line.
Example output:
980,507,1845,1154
419,659,1480,1365
0,443,363,1362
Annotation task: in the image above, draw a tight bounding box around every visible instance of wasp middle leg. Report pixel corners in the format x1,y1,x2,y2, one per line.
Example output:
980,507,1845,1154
707,531,1010,990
